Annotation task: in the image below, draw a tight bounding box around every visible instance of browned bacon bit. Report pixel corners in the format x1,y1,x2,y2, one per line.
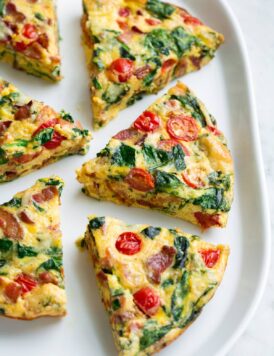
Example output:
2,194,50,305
0,121,12,135
6,2,26,22
131,26,144,34
32,186,58,203
0,208,24,240
13,150,42,164
37,33,49,49
18,211,34,225
146,245,176,284
39,271,58,285
24,42,43,60
113,127,138,140
190,56,202,68
14,101,32,120
4,282,21,302
194,212,221,229
134,65,151,79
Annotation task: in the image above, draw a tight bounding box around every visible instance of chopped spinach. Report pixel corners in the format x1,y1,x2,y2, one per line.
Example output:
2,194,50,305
112,298,121,311
0,308,5,315
33,201,45,212
119,45,136,61
140,322,173,351
172,144,186,171
0,239,13,252
208,171,231,190
17,244,38,258
51,66,61,77
141,226,161,239
155,170,181,191
111,288,124,297
145,29,175,56
88,217,105,230
173,236,189,269
4,139,29,147
170,93,206,127
0,92,19,106
72,128,90,137
60,110,74,122
0,0,5,16
35,12,45,21
3,197,22,208
93,47,105,70
111,144,135,167
162,278,174,288
171,271,189,321
179,308,202,329
143,57,161,86
0,260,6,268
142,144,171,168
0,148,8,165
127,92,144,107
38,258,62,271
171,27,198,58
102,83,129,105
97,146,110,158
92,77,102,90
193,188,224,210
146,0,175,20
33,128,54,146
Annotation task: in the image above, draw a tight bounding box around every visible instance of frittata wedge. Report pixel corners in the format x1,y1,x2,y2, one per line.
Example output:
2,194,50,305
0,177,66,319
77,82,234,229
0,78,91,183
81,215,229,355
81,0,224,128
0,0,61,81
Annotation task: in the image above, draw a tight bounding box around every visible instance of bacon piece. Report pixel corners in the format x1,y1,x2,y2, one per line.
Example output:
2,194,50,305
113,127,138,140
118,30,133,45
14,101,32,120
24,42,43,60
134,65,151,79
194,212,221,229
0,208,23,240
6,2,26,22
0,121,12,134
37,33,49,49
18,211,34,224
146,245,176,284
32,186,58,203
12,150,42,164
39,271,58,285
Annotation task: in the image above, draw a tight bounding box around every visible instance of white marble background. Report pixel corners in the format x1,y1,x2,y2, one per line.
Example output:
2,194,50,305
228,0,274,355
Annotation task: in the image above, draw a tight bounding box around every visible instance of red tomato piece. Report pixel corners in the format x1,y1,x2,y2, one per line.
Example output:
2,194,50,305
32,118,59,137
200,249,221,268
125,168,155,192
22,23,38,40
15,274,37,294
115,232,142,255
110,58,134,83
162,59,177,72
182,171,205,189
119,7,130,17
4,282,21,302
145,18,161,26
207,125,222,136
133,287,160,316
194,212,221,229
13,41,28,52
183,15,202,26
32,118,66,149
133,111,160,132
158,139,190,156
167,115,199,141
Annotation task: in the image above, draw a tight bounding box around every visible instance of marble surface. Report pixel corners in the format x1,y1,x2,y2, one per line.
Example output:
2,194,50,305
227,0,274,355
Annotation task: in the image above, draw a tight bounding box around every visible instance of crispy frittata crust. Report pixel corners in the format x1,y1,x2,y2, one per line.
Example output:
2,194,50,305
0,78,91,183
82,216,229,355
0,0,61,81
77,82,234,229
81,0,224,128
0,177,67,320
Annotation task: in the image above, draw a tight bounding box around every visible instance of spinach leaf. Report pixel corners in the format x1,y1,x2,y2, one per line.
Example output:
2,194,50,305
35,12,45,21
110,288,124,297
171,271,189,321
39,258,62,271
173,236,189,269
193,188,224,210
141,226,161,239
3,197,22,208
146,0,175,20
102,83,129,105
33,201,45,212
143,57,161,86
119,45,136,61
39,178,63,191
170,93,207,127
179,308,202,329
112,144,135,167
155,171,181,191
162,278,174,288
17,244,38,258
0,0,5,16
111,298,121,311
4,139,29,147
92,77,102,90
140,322,173,351
33,128,54,146
97,146,110,158
145,29,175,56
142,144,171,168
0,260,6,268
93,48,104,70
0,148,8,165
127,92,144,107
172,144,186,171
0,239,13,252
89,217,105,230
171,27,197,58
47,247,63,259
208,171,231,190
72,128,90,137
60,110,74,122
0,92,19,106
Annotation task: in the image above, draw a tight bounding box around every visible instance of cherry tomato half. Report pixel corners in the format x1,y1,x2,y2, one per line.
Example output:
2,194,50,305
133,111,160,132
15,273,37,294
133,287,160,316
125,168,155,192
119,7,130,17
110,58,134,82
22,23,38,40
115,232,142,255
200,249,220,268
167,115,198,141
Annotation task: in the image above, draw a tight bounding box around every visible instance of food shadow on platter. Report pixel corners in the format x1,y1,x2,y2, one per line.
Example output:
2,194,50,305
72,244,116,356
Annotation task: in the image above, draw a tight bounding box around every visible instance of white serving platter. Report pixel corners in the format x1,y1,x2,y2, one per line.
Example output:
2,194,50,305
0,0,271,355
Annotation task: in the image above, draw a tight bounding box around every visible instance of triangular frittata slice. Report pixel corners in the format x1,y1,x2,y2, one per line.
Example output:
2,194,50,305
81,215,229,355
0,0,61,81
0,177,66,319
77,82,234,229
81,0,224,128
0,78,91,183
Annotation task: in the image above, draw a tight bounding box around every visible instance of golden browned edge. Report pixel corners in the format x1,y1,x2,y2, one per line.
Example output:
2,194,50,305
0,310,67,321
